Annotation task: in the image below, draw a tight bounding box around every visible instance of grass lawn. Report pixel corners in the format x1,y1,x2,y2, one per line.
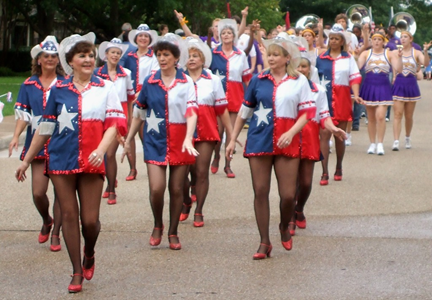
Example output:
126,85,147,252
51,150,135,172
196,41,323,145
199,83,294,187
0,77,27,117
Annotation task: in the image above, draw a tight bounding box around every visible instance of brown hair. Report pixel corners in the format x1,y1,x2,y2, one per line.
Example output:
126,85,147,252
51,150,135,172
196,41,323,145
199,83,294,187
153,41,180,59
31,53,65,76
65,41,96,64
335,14,348,24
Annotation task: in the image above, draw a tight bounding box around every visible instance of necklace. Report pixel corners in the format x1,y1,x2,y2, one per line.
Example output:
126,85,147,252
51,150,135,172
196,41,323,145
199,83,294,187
73,79,90,87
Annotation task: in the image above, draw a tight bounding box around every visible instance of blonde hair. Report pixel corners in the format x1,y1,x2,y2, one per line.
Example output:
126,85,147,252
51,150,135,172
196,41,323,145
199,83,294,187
298,58,311,80
267,44,299,78
188,47,205,67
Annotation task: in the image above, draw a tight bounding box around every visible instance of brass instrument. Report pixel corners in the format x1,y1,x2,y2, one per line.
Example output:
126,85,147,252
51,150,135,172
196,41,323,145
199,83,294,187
346,4,371,30
295,14,320,30
390,12,416,38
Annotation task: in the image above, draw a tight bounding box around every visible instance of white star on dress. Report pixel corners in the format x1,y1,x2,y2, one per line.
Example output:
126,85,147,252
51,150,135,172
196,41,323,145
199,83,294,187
146,109,164,133
254,102,272,126
215,70,226,81
31,115,42,133
320,75,331,92
58,104,78,133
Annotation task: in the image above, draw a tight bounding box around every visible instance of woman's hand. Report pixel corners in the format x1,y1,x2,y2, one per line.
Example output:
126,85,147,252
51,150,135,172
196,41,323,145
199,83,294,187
226,140,236,161
121,140,131,163
182,138,199,157
8,137,19,157
423,41,432,51
332,127,347,141
88,149,104,167
15,161,29,182
277,131,294,149
353,96,364,105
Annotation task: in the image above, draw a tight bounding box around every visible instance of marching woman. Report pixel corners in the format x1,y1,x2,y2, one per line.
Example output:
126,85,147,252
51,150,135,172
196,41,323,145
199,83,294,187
123,24,159,181
10,36,64,251
301,29,320,66
226,38,316,260
315,24,362,185
122,33,199,250
209,19,252,178
357,33,402,155
289,57,346,235
95,38,135,204
391,32,430,150
179,38,233,226
15,32,127,293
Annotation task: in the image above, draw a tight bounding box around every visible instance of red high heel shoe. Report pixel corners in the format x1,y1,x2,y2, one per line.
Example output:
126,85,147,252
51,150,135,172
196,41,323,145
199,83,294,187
168,235,182,250
279,224,293,251
193,213,204,227
102,191,109,198
82,250,95,281
295,211,307,229
107,192,117,205
126,169,137,181
210,158,220,174
179,203,192,221
68,274,84,293
50,235,61,252
224,166,236,178
334,169,343,181
38,218,54,244
320,173,329,186
252,243,272,260
149,226,164,246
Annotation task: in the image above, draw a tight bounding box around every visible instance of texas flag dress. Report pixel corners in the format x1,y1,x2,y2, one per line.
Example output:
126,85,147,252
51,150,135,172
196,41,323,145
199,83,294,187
316,50,362,122
14,75,65,160
300,80,331,161
184,69,227,142
134,69,198,165
123,48,159,93
239,71,316,158
209,45,252,113
94,64,135,119
38,75,127,175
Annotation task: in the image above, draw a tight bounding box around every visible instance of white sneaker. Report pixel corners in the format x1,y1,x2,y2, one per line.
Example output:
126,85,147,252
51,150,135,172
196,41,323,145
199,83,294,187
385,117,390,122
392,140,399,151
345,134,352,146
329,140,333,153
405,137,412,149
365,117,368,125
367,143,376,154
377,143,385,155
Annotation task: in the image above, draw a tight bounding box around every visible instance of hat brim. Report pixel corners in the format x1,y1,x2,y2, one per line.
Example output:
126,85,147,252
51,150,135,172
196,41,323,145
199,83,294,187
185,39,212,69
129,30,158,49
59,32,96,75
263,39,301,69
324,29,352,44
98,41,129,61
155,34,188,69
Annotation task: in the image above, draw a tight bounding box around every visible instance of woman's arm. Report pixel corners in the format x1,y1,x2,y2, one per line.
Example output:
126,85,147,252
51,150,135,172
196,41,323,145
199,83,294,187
182,112,199,156
121,114,144,162
277,114,308,149
390,48,403,74
9,120,28,157
226,113,248,160
15,128,50,181
174,10,199,38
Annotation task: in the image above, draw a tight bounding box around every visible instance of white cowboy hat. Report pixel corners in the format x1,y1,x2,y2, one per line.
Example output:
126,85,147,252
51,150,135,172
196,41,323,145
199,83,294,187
185,37,212,68
155,33,188,68
263,38,301,69
31,36,59,59
324,24,352,45
128,24,158,48
98,38,129,61
218,19,238,44
59,32,96,75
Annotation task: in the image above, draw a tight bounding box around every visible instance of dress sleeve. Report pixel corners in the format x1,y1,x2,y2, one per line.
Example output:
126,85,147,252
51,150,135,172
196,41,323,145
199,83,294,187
125,69,135,102
349,55,362,86
39,86,58,135
104,83,128,136
133,81,148,121
185,79,198,118
239,75,258,119
14,82,32,122
241,52,252,83
212,75,228,115
316,86,331,128
297,77,317,120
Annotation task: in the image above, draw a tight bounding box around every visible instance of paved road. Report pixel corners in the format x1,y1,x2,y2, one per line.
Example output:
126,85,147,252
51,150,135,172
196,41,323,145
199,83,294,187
1,81,432,299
